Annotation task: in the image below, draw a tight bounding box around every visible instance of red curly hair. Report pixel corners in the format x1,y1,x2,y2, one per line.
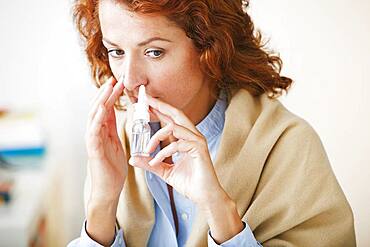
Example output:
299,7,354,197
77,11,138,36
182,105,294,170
73,0,293,101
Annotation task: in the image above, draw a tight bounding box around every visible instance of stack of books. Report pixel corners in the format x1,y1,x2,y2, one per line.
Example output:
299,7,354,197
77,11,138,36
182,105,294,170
0,169,13,205
0,109,46,169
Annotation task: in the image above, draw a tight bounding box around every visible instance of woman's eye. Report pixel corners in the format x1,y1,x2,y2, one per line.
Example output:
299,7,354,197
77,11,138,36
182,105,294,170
145,49,164,58
108,49,124,58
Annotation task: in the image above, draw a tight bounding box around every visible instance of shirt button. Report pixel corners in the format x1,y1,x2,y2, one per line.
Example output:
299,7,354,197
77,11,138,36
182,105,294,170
181,212,188,221
118,236,122,244
149,173,153,180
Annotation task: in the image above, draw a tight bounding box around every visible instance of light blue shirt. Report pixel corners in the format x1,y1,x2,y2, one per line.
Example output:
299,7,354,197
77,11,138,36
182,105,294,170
68,94,262,247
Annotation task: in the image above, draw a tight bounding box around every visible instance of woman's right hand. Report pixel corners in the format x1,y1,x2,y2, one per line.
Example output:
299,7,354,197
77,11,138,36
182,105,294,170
85,76,127,204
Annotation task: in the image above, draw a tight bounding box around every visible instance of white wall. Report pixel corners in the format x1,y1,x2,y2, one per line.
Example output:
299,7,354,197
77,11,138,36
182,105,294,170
0,0,369,246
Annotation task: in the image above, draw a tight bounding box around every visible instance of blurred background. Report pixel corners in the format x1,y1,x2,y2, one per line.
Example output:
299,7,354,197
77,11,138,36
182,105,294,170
0,0,369,246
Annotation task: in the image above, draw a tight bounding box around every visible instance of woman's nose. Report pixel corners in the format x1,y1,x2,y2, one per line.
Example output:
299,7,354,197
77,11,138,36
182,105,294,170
122,59,147,92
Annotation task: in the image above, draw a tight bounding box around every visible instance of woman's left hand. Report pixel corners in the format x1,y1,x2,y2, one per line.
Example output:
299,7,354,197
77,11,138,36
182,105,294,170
128,95,227,208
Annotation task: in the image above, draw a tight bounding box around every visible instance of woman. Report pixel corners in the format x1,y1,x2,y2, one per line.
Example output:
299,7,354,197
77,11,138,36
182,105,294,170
68,0,356,246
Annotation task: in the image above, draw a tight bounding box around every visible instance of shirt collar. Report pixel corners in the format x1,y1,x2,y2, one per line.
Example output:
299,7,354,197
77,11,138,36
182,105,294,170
195,91,227,140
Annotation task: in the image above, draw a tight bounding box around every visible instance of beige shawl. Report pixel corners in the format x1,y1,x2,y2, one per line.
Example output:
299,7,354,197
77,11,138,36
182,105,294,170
84,88,356,246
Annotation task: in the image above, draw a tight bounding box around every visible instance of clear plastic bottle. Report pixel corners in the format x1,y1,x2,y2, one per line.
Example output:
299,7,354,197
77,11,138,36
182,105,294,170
130,85,151,157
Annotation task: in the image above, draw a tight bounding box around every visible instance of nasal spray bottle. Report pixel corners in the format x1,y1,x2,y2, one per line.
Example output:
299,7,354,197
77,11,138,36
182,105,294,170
130,85,151,157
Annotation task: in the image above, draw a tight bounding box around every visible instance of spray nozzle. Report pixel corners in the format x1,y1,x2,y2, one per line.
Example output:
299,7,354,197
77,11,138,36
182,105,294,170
133,85,150,122
138,85,147,105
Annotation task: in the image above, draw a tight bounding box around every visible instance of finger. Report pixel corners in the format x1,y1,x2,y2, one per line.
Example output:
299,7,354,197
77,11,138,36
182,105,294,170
124,88,137,104
146,95,199,134
106,107,119,137
171,123,203,143
145,122,202,154
148,109,159,122
87,84,112,125
90,76,116,110
145,123,174,153
149,139,204,167
87,84,113,126
150,108,177,144
90,76,115,106
89,105,107,137
116,74,125,86
150,107,174,125
148,140,196,167
101,76,116,88
148,141,178,166
128,156,152,169
105,76,125,108
129,156,174,175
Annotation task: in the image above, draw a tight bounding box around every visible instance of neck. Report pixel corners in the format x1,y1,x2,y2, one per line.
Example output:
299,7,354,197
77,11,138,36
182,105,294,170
159,81,217,149
184,82,218,126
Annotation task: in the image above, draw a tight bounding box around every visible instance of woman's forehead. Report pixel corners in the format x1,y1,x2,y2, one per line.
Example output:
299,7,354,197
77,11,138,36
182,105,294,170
99,0,175,30
99,0,181,43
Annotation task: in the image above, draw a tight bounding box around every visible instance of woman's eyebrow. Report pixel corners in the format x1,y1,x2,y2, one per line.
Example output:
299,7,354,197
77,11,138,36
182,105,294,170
102,37,172,47
137,37,172,46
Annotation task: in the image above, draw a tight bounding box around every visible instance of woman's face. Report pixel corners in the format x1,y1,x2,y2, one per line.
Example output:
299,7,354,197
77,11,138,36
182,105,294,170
99,0,216,123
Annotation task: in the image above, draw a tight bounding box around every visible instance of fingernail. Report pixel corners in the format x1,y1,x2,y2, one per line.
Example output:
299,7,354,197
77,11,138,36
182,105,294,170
118,75,125,84
128,157,134,165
